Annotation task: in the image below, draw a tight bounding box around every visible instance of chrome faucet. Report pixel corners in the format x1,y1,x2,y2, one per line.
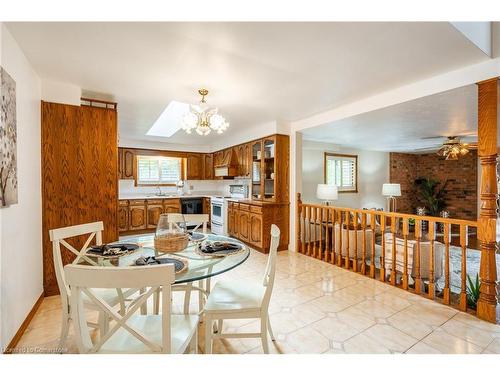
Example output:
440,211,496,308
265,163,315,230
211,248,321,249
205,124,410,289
156,184,162,196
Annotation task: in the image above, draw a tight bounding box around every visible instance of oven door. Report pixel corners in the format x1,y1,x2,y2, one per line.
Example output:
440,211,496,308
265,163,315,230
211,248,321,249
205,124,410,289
211,202,223,225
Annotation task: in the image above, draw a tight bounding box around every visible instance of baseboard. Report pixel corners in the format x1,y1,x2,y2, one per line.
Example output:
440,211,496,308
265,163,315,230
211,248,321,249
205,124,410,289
3,292,45,354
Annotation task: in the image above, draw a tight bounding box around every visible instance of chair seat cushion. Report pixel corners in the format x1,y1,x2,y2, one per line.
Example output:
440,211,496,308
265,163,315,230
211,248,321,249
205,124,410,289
99,314,199,354
204,280,266,314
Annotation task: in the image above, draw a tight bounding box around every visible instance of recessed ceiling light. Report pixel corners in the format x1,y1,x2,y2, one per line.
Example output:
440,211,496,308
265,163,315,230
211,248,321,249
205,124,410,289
146,101,190,137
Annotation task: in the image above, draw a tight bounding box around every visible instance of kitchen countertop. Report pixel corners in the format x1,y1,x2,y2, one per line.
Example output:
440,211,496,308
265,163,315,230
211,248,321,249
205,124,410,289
119,193,221,200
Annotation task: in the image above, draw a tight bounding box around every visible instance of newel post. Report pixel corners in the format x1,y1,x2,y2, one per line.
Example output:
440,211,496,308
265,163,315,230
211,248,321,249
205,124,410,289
477,78,499,323
296,193,302,253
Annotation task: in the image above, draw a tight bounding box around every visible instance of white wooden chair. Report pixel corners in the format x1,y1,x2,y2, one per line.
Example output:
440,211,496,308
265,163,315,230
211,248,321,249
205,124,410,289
204,224,280,354
154,213,211,315
49,222,134,348
65,263,199,353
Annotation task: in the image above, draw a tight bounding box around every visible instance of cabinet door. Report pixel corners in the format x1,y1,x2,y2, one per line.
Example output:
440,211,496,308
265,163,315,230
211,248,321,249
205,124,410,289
251,140,263,199
263,137,276,201
147,204,163,229
123,149,135,180
129,205,146,230
203,154,214,180
249,212,263,249
186,153,203,180
118,148,124,179
237,211,249,241
118,204,129,232
227,205,234,236
202,197,211,223
164,199,181,213
243,143,251,177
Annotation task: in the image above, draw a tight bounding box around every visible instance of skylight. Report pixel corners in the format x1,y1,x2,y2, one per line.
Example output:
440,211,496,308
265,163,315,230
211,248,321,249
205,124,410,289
146,101,190,137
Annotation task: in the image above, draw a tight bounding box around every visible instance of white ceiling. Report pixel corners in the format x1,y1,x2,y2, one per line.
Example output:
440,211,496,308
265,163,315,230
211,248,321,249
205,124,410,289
301,84,480,152
6,22,490,146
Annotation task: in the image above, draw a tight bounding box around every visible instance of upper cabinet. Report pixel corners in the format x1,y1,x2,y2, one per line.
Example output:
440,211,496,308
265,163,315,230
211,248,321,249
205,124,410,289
186,153,203,180
203,153,214,180
250,135,289,203
118,148,135,180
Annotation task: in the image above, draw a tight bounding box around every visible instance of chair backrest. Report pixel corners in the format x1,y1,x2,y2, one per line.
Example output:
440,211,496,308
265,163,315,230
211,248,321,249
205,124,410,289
49,221,104,301
262,224,280,308
65,263,175,353
166,213,209,233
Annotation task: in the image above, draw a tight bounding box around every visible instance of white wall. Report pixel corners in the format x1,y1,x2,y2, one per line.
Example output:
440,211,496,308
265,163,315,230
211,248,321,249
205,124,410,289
301,140,389,209
0,24,42,349
41,79,81,106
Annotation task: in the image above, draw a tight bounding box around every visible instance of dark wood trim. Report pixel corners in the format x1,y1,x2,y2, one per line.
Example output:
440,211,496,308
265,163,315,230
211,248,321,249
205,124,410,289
3,292,44,354
323,152,359,193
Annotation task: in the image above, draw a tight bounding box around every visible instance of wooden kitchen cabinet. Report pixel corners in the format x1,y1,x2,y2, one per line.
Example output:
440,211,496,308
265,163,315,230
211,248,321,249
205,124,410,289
128,200,147,230
122,148,135,180
163,198,181,213
146,200,163,229
186,153,203,180
249,212,263,249
202,197,211,224
203,153,214,180
237,209,250,242
214,151,224,167
118,200,129,232
228,201,289,253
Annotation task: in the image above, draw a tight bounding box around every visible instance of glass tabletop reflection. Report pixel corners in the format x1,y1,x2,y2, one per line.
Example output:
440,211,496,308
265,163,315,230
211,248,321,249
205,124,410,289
82,234,250,284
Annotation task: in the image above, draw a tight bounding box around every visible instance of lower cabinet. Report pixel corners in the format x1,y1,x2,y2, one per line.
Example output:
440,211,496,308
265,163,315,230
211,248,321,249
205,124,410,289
249,212,263,249
129,201,147,231
202,197,211,225
147,200,163,229
228,201,288,253
118,198,181,234
118,201,129,233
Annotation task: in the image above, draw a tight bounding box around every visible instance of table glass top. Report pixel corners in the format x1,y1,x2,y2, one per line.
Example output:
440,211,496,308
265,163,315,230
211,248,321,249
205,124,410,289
80,234,250,284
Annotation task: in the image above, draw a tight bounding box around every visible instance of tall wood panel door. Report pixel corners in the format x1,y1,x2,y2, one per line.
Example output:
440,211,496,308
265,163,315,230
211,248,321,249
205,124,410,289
41,101,118,296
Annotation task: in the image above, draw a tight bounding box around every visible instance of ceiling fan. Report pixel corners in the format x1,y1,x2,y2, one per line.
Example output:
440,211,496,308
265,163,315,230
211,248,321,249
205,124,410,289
415,135,477,160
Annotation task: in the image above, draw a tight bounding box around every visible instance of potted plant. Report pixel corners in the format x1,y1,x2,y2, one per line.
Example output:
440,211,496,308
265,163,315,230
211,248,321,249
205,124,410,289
414,177,449,217
466,274,481,309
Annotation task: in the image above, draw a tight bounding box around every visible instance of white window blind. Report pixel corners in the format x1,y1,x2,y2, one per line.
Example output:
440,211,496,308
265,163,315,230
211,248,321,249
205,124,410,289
137,155,182,184
325,154,357,192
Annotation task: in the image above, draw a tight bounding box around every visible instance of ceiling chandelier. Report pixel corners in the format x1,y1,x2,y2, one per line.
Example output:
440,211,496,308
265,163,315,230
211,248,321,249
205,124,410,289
181,89,229,136
437,136,471,160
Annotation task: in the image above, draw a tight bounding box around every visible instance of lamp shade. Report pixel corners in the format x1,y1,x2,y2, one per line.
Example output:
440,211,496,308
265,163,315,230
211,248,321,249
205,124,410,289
382,183,401,197
316,184,338,201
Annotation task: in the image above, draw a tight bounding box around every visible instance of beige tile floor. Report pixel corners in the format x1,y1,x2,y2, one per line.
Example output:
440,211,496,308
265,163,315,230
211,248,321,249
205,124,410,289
14,249,500,354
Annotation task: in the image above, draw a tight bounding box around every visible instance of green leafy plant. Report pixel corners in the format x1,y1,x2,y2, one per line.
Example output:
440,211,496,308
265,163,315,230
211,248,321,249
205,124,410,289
414,177,449,217
408,218,416,226
466,274,481,309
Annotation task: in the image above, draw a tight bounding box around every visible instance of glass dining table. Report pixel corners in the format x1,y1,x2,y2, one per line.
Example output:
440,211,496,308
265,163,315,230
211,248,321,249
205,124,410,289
80,233,251,285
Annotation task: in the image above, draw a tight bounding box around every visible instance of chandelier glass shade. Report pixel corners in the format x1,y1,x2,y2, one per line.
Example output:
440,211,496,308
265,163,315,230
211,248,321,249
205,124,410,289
437,137,470,160
181,89,229,136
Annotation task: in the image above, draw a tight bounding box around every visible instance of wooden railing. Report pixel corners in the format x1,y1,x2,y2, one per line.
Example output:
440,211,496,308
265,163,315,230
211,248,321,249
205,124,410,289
295,193,493,314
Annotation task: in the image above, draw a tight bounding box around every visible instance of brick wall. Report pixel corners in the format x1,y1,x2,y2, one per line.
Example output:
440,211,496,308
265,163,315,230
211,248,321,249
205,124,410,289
389,151,477,220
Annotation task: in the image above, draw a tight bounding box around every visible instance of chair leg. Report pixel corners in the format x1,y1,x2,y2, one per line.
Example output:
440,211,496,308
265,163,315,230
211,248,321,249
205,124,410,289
98,311,109,337
198,280,204,313
267,315,275,341
59,310,70,351
140,287,147,315
184,282,193,315
205,317,213,354
260,317,269,354
153,287,161,315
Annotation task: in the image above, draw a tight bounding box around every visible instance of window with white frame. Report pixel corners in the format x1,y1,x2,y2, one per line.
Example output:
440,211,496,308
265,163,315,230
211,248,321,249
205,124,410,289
137,155,183,185
324,153,358,192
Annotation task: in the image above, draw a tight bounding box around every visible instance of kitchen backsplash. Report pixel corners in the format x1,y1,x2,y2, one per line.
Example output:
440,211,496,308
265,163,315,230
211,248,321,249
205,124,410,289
119,178,250,197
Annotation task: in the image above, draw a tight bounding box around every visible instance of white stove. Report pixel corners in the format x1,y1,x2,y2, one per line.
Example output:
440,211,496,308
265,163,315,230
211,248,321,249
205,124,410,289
210,184,248,235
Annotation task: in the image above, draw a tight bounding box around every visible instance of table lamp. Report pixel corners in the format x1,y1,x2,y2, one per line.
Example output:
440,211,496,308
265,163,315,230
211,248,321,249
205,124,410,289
382,183,401,212
316,184,338,206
